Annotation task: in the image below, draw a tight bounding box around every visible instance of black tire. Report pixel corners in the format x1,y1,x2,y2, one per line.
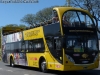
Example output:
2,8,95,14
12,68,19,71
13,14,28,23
40,60,48,73
10,58,14,67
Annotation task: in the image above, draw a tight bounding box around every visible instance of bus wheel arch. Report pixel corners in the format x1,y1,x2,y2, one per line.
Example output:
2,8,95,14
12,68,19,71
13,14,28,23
39,56,48,73
10,56,14,67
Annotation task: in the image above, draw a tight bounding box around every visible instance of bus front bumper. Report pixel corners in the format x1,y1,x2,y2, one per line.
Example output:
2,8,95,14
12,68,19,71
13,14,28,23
63,63,99,71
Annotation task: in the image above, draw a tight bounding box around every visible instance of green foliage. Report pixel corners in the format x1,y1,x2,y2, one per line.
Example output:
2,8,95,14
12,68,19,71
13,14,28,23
35,6,53,23
20,6,61,26
20,14,36,26
5,24,18,27
18,24,27,29
4,24,26,29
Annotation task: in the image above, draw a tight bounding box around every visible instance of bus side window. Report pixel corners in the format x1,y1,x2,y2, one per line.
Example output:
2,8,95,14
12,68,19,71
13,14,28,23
21,41,25,52
28,40,33,52
11,43,14,52
33,39,45,52
25,41,28,52
54,37,62,61
46,37,55,54
54,39,62,50
47,39,53,49
18,42,21,52
5,43,10,53
14,42,19,52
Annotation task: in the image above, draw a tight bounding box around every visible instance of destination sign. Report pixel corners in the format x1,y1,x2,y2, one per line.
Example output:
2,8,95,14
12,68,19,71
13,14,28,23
25,30,40,37
69,30,93,32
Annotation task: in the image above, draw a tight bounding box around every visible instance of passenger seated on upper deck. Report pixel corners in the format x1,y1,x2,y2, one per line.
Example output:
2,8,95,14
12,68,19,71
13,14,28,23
62,16,71,27
52,11,59,23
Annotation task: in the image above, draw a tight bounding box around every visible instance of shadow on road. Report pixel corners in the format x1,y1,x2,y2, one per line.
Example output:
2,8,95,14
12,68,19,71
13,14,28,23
5,65,100,75
52,70,100,75
5,65,39,71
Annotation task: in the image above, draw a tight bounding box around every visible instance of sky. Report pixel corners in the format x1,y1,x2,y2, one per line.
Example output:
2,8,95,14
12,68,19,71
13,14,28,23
0,0,66,27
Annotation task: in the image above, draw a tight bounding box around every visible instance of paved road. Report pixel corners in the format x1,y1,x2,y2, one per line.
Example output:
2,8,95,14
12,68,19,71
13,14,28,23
0,61,100,75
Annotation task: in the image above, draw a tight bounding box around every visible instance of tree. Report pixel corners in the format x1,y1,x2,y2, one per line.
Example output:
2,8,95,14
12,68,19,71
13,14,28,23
20,14,36,26
67,0,100,32
3,24,26,30
35,6,53,23
21,6,54,26
19,24,27,29
20,6,61,26
5,24,18,27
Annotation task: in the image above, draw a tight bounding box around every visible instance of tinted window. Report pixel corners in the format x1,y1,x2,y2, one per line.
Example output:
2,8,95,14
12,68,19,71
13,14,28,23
18,42,21,52
5,44,10,51
33,39,45,52
11,43,14,52
28,40,33,52
21,41,25,52
26,41,28,52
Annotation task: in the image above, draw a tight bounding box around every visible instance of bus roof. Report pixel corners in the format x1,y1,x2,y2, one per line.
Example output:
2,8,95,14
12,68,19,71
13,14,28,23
2,27,24,35
53,6,88,12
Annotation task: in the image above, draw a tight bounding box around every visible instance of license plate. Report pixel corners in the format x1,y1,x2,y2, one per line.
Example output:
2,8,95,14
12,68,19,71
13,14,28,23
82,61,88,63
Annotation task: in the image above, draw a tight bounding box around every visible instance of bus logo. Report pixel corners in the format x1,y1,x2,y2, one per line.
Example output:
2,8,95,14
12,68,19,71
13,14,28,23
82,54,88,58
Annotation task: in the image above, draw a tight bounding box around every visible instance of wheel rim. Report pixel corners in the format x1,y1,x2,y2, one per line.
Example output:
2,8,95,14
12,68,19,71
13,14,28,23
41,61,46,71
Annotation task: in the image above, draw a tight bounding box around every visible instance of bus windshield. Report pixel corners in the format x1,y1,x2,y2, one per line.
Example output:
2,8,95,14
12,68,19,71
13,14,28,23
65,35,98,52
62,11,94,28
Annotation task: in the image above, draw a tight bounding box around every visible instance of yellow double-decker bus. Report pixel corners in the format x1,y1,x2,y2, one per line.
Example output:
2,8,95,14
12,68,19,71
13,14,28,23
1,7,99,72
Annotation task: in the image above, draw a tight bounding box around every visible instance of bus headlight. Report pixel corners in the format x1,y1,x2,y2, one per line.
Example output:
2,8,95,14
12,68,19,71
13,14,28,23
93,54,99,62
66,54,75,63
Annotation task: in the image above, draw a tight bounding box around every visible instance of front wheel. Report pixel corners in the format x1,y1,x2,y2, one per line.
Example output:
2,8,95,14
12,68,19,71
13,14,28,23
40,60,47,73
10,58,14,67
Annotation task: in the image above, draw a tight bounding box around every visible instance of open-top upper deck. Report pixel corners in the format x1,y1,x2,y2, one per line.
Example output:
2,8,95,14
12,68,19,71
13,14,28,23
2,27,24,35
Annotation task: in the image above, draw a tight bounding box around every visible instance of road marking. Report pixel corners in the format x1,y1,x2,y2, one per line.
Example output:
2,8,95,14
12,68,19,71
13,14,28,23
24,74,29,75
0,68,3,70
6,70,13,72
